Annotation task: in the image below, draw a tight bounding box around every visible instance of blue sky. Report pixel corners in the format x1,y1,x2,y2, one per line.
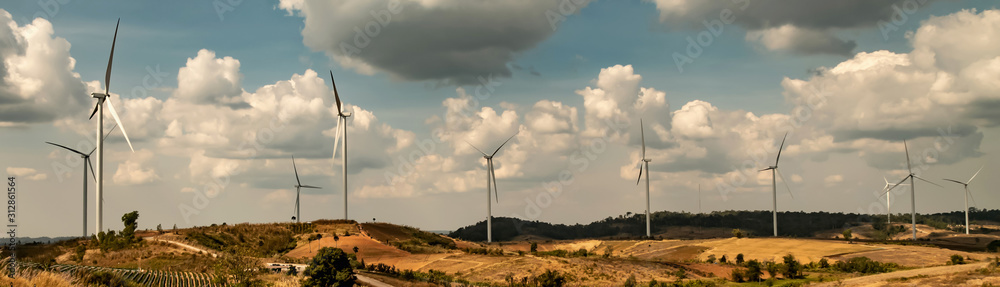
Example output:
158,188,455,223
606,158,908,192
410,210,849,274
2,0,1000,237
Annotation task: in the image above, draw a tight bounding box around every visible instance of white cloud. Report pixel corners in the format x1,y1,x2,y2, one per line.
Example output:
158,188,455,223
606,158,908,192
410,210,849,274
113,149,160,185
745,25,855,56
6,167,47,181
824,174,844,187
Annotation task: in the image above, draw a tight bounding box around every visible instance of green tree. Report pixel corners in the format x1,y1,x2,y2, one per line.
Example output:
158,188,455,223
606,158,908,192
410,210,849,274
121,211,140,244
842,229,853,243
706,254,716,264
782,254,802,279
530,242,538,253
213,250,262,287
353,246,359,254
744,260,763,282
732,228,744,238
720,255,728,263
288,265,298,276
736,253,745,265
156,224,163,235
950,254,965,265
302,247,355,287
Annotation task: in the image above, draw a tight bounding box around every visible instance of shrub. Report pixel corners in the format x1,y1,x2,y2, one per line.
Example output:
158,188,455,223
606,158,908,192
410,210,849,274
706,254,716,264
732,229,744,239
950,254,965,265
833,257,897,274
818,258,830,269
719,255,727,264
744,260,763,282
764,261,778,279
842,229,852,243
735,253,744,265
530,242,538,253
730,269,744,282
302,247,355,287
782,254,802,279
624,274,638,287
534,269,566,287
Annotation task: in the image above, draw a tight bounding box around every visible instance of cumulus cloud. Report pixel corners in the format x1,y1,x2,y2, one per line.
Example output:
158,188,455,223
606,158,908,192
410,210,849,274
278,0,591,85
6,167,47,180
824,174,844,187
113,149,160,185
0,11,90,126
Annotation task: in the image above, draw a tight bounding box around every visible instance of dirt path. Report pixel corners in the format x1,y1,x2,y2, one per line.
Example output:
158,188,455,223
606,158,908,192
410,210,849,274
143,237,218,258
813,262,989,286
357,274,395,287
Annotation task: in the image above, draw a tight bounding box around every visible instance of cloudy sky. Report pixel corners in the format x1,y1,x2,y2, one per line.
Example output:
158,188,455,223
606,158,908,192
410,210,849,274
2,0,1000,237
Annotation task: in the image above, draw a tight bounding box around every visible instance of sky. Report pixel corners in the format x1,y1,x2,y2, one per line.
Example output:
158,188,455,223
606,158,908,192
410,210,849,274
2,0,1000,237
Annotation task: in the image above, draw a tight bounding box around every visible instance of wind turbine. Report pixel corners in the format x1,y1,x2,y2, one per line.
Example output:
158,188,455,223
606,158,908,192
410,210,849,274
290,156,321,223
879,176,908,225
631,119,652,238
329,71,352,220
759,133,793,237
88,19,135,235
467,132,518,243
45,125,117,237
943,165,984,234
885,140,943,240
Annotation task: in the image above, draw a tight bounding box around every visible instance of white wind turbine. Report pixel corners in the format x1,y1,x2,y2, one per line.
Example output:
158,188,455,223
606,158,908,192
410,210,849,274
467,132,518,243
290,156,321,223
885,140,943,240
943,165,984,234
879,176,908,225
46,125,117,237
329,71,352,220
631,119,652,238
759,133,793,237
88,19,135,235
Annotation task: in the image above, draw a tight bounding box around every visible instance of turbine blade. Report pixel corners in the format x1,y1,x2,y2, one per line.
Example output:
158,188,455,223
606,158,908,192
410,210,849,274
88,101,101,120
636,164,643,186
886,176,910,194
968,188,977,208
104,18,119,95
45,142,87,156
330,70,343,114
776,168,793,199
87,158,96,181
968,164,984,183
465,141,488,156
942,179,966,185
105,99,134,152
903,140,912,173
491,132,519,157
332,116,343,161
89,124,117,155
913,175,943,188
775,132,787,166
490,160,499,203
301,185,322,189
292,156,302,186
639,118,646,159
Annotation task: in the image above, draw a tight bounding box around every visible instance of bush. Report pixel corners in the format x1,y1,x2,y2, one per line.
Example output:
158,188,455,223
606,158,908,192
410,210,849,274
534,269,567,287
950,254,965,265
623,274,638,287
842,229,852,243
818,258,830,269
744,260,763,282
719,255,727,264
730,269,744,282
302,247,355,287
530,242,538,253
732,229,744,238
735,253,744,265
833,257,897,274
706,254,716,264
782,254,802,279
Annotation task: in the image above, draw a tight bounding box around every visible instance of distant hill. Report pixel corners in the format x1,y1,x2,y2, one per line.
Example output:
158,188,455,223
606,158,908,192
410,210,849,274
448,209,1000,242
2,236,80,245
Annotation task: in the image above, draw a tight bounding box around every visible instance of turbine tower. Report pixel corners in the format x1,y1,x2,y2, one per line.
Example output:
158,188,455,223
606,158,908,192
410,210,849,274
88,19,134,235
631,119,652,238
879,176,908,225
943,165,984,234
885,140,943,240
291,156,321,223
45,125,117,237
329,71,352,220
467,132,518,243
759,133,793,237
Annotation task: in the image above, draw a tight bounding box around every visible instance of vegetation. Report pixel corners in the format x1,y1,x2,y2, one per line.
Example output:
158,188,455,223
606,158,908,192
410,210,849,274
832,257,898,274
212,249,263,286
842,229,852,243
303,247,355,287
949,254,966,265
94,211,142,251
184,223,299,257
782,254,802,279
987,240,1000,252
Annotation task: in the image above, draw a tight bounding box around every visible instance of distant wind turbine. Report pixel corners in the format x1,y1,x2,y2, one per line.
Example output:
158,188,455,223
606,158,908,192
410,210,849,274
879,176,908,225
759,133,793,237
467,132,518,243
291,156,321,223
885,140,943,240
631,119,652,237
329,71,352,220
45,125,117,237
943,165,984,234
88,19,135,235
